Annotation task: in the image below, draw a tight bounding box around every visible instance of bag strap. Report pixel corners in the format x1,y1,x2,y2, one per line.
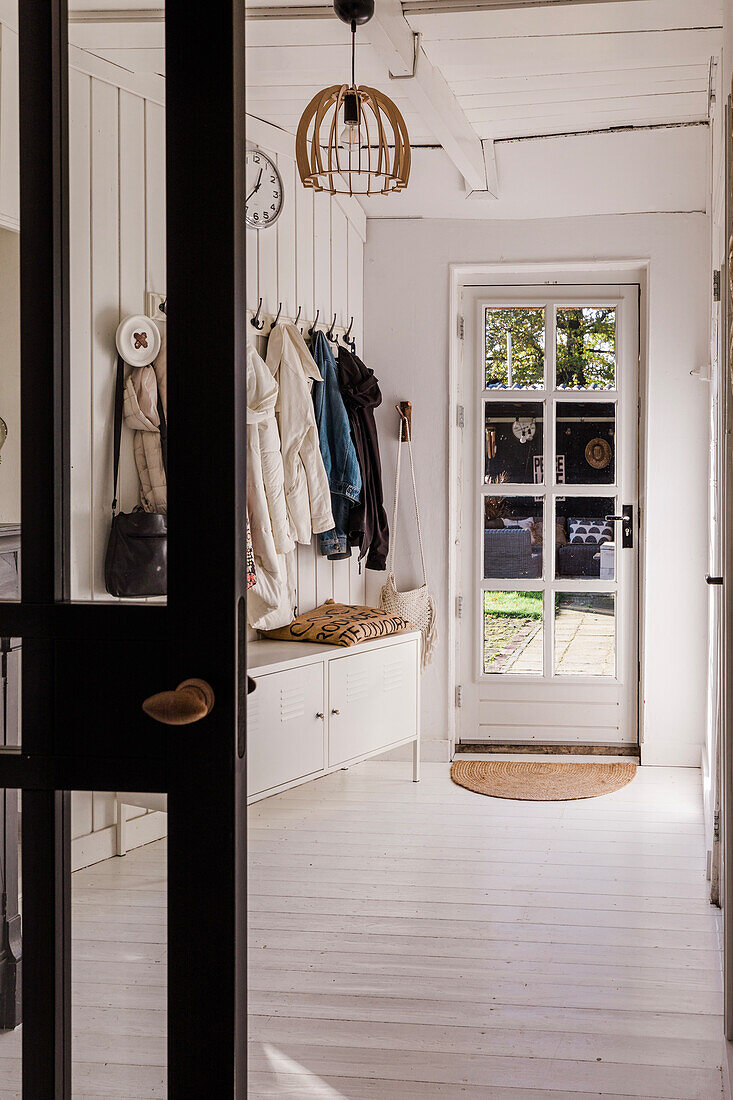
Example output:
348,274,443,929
111,354,125,512
388,411,428,586
157,390,167,478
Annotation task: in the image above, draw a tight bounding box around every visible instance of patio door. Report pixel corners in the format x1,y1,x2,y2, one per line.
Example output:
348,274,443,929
458,285,639,750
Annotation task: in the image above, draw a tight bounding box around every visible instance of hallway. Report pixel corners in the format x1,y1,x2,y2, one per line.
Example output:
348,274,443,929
247,761,723,1098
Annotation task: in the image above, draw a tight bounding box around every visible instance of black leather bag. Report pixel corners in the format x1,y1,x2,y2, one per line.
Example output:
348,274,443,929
104,355,167,598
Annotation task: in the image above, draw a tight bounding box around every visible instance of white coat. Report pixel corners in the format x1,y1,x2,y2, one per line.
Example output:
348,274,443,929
266,323,334,543
247,344,295,630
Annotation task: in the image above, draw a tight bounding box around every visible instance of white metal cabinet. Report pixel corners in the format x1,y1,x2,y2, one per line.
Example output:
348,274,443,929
328,639,419,767
247,663,325,796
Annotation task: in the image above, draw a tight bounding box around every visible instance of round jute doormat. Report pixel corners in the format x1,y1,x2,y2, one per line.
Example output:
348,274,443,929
450,759,637,801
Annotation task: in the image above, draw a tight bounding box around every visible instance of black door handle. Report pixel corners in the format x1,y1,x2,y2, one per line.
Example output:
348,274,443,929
705,575,724,585
605,505,633,549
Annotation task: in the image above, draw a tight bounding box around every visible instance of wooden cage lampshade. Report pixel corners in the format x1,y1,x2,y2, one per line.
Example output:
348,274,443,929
295,0,411,197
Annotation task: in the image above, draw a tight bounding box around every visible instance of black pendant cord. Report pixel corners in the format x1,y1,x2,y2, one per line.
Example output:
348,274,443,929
351,20,356,87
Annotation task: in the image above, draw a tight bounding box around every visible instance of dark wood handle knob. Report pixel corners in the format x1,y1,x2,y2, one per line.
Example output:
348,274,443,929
142,678,215,725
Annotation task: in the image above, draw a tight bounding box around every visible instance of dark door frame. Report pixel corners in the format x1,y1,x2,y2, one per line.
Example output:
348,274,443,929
0,3,248,1095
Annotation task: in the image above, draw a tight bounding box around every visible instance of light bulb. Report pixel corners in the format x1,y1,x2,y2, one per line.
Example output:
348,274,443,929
340,89,363,152
339,121,363,150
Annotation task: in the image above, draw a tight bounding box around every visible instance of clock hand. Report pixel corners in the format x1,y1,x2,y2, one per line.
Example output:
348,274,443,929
246,169,264,204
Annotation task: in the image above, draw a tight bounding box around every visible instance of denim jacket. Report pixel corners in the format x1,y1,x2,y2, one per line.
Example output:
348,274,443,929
311,331,362,559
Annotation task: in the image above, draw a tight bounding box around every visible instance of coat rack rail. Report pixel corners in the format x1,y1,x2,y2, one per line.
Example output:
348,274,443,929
246,307,355,345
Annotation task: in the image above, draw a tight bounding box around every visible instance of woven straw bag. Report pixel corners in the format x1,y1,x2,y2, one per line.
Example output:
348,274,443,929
379,419,437,669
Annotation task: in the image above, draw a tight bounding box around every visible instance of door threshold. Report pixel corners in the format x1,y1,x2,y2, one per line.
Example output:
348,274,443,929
456,742,639,757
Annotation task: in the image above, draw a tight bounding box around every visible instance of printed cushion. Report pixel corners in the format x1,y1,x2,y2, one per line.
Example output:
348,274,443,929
262,599,413,646
569,517,613,545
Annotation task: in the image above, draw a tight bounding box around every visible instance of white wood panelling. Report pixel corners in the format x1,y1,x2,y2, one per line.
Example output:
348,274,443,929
69,58,166,601
246,115,368,628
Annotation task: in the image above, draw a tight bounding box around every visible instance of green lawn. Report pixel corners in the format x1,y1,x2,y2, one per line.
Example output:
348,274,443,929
484,590,543,619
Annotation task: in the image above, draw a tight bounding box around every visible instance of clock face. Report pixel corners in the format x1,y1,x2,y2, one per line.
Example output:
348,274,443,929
245,149,283,230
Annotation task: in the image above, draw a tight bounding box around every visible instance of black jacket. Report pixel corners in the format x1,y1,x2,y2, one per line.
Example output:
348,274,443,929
337,347,389,570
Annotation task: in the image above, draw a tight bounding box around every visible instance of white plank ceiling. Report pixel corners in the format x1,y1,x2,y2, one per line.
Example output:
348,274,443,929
242,0,721,142
66,0,723,196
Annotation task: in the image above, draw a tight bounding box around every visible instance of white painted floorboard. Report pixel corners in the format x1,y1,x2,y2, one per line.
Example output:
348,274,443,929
0,761,723,1098
247,762,724,1100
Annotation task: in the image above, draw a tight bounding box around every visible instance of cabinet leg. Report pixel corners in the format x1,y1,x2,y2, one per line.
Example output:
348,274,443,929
412,739,420,783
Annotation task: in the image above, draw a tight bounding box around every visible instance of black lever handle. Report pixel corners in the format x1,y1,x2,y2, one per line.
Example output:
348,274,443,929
705,575,724,586
604,505,634,549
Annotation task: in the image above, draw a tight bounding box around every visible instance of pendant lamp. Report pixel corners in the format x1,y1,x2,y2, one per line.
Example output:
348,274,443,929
295,0,411,197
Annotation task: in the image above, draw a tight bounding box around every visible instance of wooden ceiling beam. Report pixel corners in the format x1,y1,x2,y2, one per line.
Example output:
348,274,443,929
367,0,495,194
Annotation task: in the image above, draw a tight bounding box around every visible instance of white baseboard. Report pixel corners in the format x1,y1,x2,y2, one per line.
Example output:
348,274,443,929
71,810,168,872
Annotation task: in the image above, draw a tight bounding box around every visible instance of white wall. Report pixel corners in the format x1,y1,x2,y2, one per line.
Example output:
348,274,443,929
365,212,710,767
246,116,368,623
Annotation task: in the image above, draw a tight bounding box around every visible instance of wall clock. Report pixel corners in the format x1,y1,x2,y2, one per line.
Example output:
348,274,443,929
245,148,284,230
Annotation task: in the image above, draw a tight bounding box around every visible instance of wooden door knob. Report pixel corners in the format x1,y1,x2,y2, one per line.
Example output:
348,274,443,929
142,679,215,725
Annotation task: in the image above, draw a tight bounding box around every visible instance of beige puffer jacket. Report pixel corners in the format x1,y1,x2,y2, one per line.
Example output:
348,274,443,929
123,327,167,513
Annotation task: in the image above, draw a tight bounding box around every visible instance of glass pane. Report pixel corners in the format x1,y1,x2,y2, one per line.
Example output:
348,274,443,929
556,307,616,390
556,497,614,580
485,307,545,390
555,592,615,676
484,590,543,674
0,787,21,1086
485,401,543,485
484,497,543,579
0,0,20,601
68,6,167,603
72,793,167,1093
555,401,615,484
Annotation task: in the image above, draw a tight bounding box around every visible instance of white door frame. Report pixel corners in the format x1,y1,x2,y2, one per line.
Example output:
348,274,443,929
448,260,649,759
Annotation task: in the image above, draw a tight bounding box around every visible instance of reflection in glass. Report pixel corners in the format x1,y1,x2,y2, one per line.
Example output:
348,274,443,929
556,307,615,390
484,497,543,579
555,497,614,580
485,307,545,390
555,401,615,484
555,592,615,676
484,590,543,675
485,401,543,485
0,224,20,600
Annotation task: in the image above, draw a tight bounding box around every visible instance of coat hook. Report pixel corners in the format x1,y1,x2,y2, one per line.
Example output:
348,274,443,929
341,316,354,345
308,308,320,336
396,400,412,443
250,297,265,330
270,302,282,331
159,298,167,316
326,313,337,341
295,305,302,328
